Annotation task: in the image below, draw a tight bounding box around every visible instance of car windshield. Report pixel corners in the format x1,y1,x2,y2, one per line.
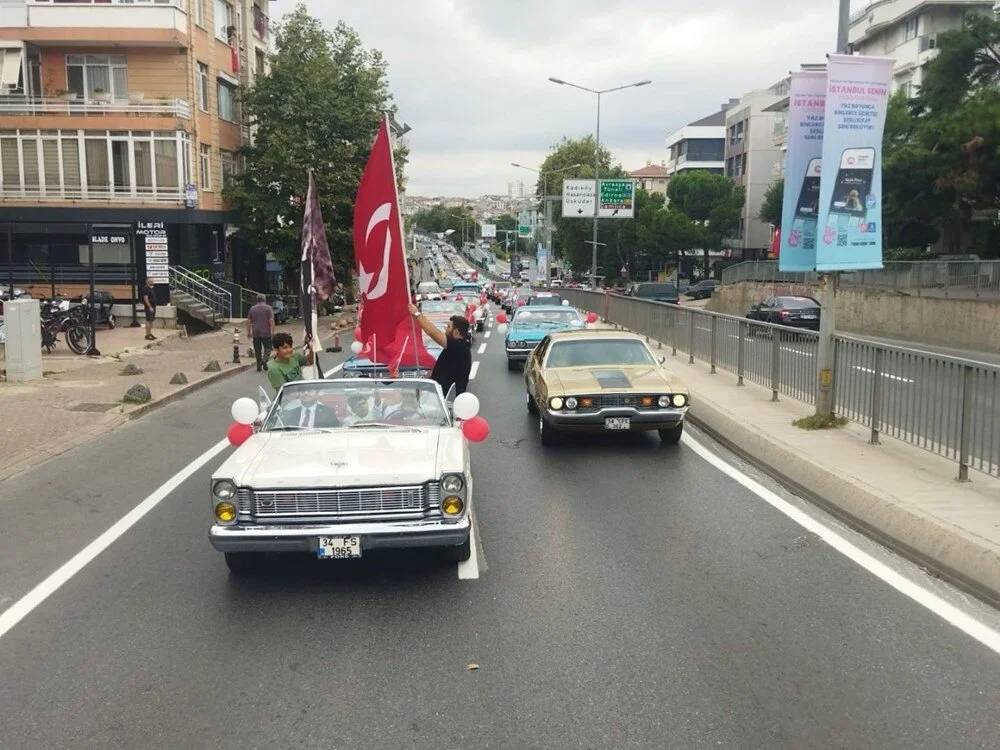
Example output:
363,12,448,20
529,295,564,305
513,309,581,326
263,381,450,430
546,339,655,368
421,301,466,314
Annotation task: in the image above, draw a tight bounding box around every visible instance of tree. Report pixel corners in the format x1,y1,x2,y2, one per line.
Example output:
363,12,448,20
226,5,403,281
758,179,783,227
410,203,475,248
667,171,744,276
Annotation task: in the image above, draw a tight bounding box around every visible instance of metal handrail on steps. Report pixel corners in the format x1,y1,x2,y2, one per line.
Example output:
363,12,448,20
168,266,232,321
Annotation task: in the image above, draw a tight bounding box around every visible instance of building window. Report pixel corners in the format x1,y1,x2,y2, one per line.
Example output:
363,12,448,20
199,144,211,190
197,62,210,112
686,138,724,162
255,48,266,76
217,79,236,121
0,129,188,199
220,149,238,187
252,3,268,39
904,15,918,42
214,0,234,43
192,0,205,27
66,54,128,101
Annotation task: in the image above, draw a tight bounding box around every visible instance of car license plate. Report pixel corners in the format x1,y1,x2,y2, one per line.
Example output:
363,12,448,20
317,536,361,559
604,417,631,431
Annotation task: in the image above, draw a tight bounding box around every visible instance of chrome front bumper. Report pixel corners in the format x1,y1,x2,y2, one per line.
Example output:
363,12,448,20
545,406,687,430
505,346,538,361
209,516,470,553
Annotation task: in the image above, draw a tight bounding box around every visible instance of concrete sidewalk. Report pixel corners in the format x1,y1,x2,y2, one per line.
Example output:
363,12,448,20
656,344,1000,604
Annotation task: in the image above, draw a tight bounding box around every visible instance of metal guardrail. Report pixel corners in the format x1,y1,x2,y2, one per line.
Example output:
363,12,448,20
561,288,1000,480
0,96,192,119
721,260,1000,298
168,265,232,321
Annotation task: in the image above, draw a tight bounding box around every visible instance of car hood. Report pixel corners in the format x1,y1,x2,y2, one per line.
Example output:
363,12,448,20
215,429,460,488
509,323,580,340
546,365,686,394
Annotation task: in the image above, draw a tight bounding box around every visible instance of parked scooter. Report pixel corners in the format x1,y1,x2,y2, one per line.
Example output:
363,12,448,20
40,296,91,355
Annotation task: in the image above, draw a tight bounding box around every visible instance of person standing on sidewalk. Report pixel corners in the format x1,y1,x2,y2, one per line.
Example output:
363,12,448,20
267,332,314,392
142,277,157,341
246,295,275,372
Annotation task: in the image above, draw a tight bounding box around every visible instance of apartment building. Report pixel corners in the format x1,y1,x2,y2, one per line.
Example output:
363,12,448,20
628,162,668,196
724,79,787,257
848,0,993,96
0,0,271,303
663,101,736,184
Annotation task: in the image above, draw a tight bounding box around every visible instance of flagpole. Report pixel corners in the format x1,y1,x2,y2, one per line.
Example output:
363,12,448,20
384,112,423,374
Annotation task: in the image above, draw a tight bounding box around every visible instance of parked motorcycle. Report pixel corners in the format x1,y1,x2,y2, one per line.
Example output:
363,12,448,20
40,297,91,355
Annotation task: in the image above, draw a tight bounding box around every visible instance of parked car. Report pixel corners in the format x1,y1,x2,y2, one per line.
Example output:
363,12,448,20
209,379,472,572
684,279,720,300
746,296,821,330
628,282,682,304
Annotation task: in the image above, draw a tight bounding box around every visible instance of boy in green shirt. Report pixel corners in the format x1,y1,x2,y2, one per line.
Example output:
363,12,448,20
266,332,315,392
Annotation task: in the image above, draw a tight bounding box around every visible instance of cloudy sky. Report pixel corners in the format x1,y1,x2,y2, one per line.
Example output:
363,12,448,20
271,1,854,198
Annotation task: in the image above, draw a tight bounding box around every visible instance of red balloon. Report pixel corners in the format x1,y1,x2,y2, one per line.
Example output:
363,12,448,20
461,416,490,443
227,422,254,446
586,311,599,324
496,312,508,324
353,326,363,341
456,294,464,301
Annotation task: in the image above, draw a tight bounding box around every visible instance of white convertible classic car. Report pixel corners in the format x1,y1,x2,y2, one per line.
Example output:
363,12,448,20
209,378,472,573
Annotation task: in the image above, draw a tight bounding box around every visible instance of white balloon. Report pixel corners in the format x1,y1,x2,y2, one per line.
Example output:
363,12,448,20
561,299,570,306
350,340,364,354
453,392,480,420
497,323,508,334
231,397,259,425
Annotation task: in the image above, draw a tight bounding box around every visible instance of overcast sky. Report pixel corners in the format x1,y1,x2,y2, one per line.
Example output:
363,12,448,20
270,1,854,198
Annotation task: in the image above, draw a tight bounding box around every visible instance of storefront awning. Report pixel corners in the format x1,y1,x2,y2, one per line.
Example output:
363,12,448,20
0,42,25,90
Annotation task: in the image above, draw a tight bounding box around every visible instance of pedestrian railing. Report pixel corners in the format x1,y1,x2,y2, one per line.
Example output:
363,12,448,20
168,266,232,321
561,289,1000,480
721,260,1000,298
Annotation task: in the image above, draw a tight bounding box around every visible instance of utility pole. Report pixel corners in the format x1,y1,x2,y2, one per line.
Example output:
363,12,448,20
815,0,851,419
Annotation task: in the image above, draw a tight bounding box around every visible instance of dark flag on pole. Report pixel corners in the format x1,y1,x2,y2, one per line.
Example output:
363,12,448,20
300,170,336,367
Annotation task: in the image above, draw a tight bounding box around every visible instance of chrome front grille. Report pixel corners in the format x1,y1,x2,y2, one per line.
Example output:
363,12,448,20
237,482,440,521
579,394,663,410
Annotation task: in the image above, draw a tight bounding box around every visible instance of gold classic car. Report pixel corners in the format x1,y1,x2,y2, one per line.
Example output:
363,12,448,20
524,329,689,445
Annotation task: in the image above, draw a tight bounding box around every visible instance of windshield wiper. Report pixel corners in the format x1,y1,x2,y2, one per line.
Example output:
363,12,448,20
267,425,338,433
347,422,421,431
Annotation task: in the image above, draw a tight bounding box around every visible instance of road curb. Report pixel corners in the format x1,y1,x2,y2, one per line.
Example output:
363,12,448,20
126,362,255,420
686,399,1000,608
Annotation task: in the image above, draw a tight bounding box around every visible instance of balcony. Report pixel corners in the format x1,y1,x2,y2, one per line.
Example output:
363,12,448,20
252,4,268,40
2,0,189,47
0,94,192,119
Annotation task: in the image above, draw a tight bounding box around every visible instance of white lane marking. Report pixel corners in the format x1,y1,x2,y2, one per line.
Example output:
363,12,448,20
484,331,491,339
477,342,487,355
457,511,481,580
469,361,480,380
853,365,914,384
0,438,230,640
681,433,1000,656
323,362,344,378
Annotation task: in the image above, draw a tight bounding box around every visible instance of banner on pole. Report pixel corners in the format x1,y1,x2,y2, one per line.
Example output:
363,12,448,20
778,71,826,271
815,53,893,271
481,223,497,238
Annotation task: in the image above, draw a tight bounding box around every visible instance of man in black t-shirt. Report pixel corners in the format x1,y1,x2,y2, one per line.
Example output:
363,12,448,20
141,277,157,341
408,303,472,396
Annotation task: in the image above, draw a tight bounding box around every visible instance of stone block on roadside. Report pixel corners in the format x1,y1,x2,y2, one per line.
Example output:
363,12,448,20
123,384,152,404
119,363,144,376
203,360,222,372
169,372,189,385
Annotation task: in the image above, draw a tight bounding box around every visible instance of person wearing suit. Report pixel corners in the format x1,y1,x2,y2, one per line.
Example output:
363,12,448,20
282,390,340,428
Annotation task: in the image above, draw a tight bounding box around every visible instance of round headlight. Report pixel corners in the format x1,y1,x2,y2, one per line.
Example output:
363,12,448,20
565,397,578,409
549,397,564,410
672,393,688,408
658,395,671,408
442,496,465,515
442,474,464,493
215,501,237,523
213,479,237,500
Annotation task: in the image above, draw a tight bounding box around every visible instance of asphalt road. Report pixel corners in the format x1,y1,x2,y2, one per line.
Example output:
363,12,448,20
2,319,1000,749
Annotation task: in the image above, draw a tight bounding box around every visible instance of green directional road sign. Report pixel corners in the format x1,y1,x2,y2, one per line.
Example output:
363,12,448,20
598,179,635,218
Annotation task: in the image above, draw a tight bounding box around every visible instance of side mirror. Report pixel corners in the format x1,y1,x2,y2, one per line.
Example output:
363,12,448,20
658,356,666,365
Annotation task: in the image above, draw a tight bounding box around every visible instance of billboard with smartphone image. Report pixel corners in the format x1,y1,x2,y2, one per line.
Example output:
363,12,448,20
815,53,893,271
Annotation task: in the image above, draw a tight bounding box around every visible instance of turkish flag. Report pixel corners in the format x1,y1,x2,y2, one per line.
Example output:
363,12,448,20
353,119,435,369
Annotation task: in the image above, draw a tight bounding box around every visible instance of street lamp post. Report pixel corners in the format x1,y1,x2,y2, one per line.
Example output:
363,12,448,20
549,77,651,289
511,162,582,284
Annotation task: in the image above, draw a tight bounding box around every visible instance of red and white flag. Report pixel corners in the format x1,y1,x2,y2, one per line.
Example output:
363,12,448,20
353,117,435,369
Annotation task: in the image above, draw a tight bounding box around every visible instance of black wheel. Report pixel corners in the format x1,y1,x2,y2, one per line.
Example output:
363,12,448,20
526,391,538,414
507,358,520,371
658,423,683,444
539,414,559,446
66,324,91,355
41,323,57,353
224,552,261,574
442,536,472,563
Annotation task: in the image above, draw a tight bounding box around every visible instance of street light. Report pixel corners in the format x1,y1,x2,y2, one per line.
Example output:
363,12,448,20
549,76,651,288
510,162,583,283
